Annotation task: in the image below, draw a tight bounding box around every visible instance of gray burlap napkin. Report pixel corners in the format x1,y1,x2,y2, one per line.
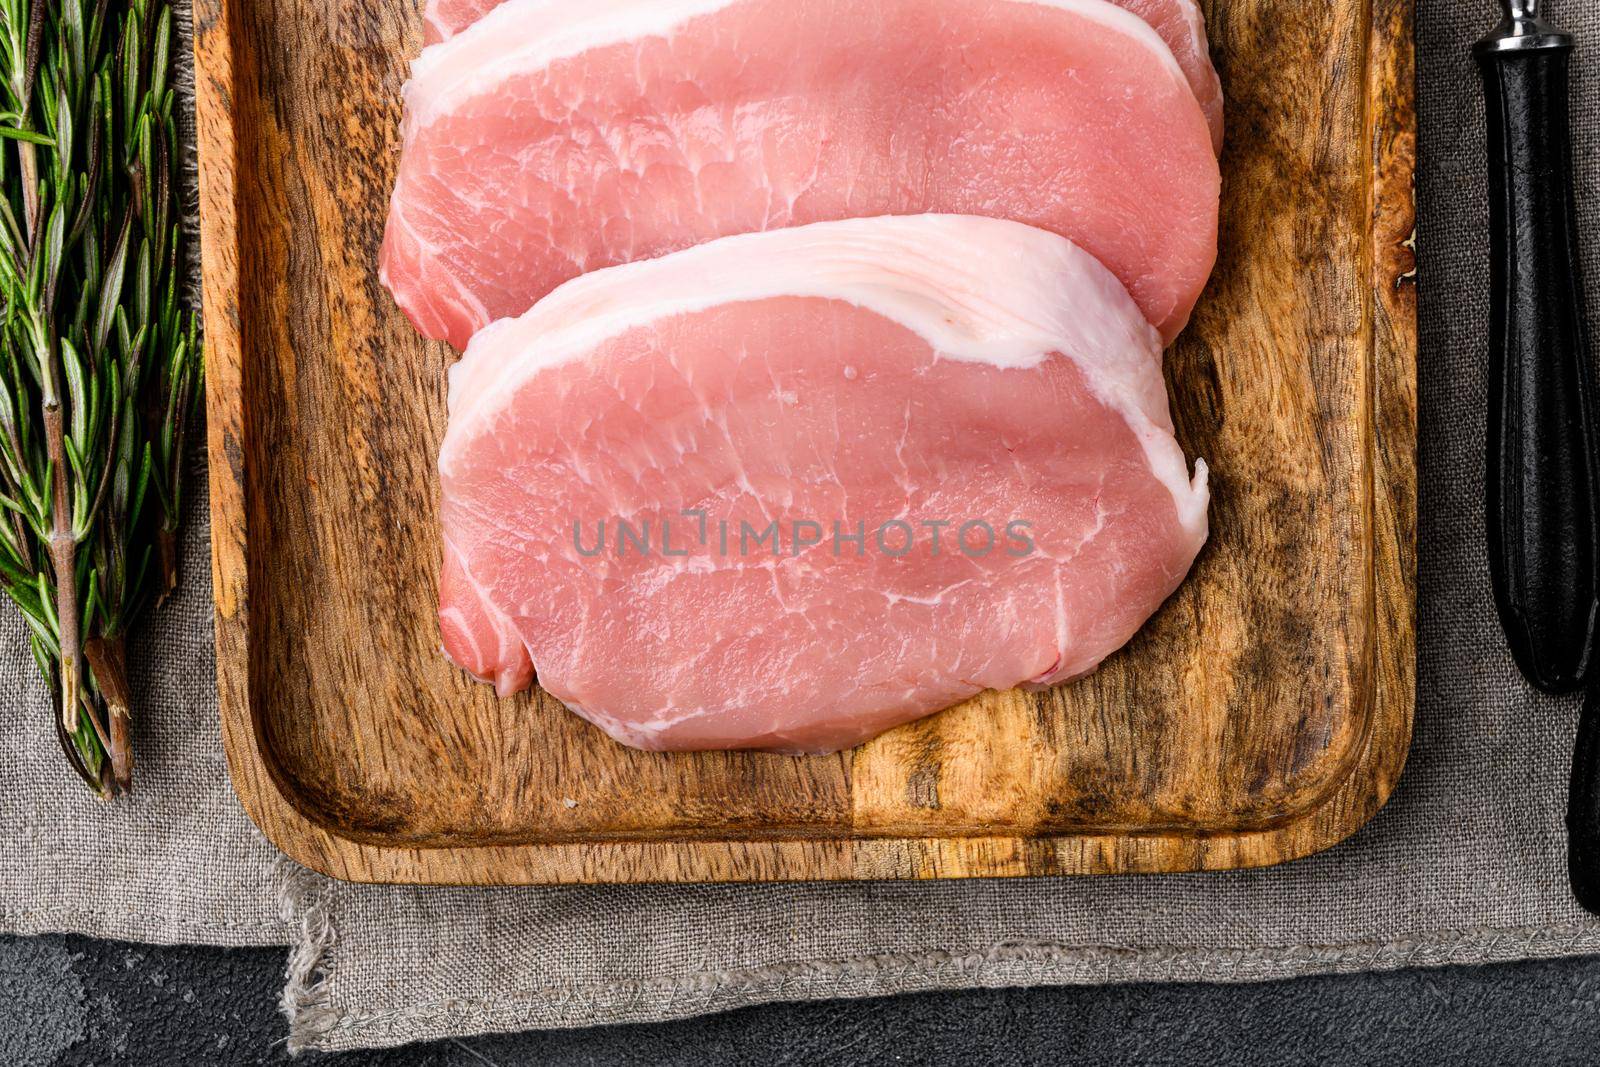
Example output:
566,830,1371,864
8,0,1600,1056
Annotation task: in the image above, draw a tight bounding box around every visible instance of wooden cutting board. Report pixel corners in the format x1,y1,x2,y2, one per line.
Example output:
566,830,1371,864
193,0,1417,884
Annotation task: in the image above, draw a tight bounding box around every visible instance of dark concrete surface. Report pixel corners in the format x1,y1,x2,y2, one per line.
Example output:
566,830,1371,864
3,934,1599,1065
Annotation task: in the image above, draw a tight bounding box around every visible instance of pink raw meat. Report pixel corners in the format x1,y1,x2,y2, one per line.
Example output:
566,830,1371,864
421,0,503,45
1117,0,1224,152
383,0,1220,351
416,0,1224,152
437,216,1210,753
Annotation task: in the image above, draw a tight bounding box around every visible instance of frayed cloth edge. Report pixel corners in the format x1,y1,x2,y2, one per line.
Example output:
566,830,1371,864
278,880,1600,1055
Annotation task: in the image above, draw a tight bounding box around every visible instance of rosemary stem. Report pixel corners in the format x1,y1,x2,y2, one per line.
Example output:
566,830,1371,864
85,635,132,791
42,392,80,732
16,0,40,234
157,525,176,606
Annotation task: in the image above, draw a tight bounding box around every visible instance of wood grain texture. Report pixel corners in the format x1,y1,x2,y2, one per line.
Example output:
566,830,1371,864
194,0,1418,884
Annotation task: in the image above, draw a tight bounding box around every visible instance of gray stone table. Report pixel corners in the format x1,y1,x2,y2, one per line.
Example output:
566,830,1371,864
4,935,1599,1064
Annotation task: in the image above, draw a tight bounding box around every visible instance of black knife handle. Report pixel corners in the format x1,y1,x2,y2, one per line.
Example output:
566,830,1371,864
1568,684,1600,914
1477,26,1600,694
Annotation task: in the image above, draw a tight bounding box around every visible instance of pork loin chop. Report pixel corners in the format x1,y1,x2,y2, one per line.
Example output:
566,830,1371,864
415,0,1225,152
437,216,1210,753
384,0,1220,349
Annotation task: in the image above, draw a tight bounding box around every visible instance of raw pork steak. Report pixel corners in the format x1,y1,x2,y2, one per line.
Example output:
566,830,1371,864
383,0,1220,350
438,216,1210,753
415,0,1225,152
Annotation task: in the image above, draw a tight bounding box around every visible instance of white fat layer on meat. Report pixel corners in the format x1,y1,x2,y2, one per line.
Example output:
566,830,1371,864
405,0,1190,129
441,214,1210,537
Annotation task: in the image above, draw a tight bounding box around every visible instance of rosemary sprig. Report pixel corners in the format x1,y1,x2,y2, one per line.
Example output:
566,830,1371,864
0,0,201,797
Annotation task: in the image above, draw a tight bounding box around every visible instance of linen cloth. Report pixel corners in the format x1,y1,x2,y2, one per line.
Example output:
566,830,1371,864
7,0,1600,1055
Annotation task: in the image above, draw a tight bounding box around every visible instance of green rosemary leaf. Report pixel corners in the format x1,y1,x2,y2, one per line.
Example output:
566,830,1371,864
60,334,85,450
117,8,134,143
0,194,25,262
68,703,103,777
125,432,147,525
92,203,125,351
38,196,64,310
28,624,55,673
0,124,49,145
0,553,34,595
132,230,147,326
62,3,83,89
50,83,69,176
32,566,52,629
80,558,98,622
148,8,166,109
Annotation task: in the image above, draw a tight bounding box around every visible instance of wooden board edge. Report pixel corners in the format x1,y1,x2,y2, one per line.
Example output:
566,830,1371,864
195,0,276,858
196,0,1419,885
